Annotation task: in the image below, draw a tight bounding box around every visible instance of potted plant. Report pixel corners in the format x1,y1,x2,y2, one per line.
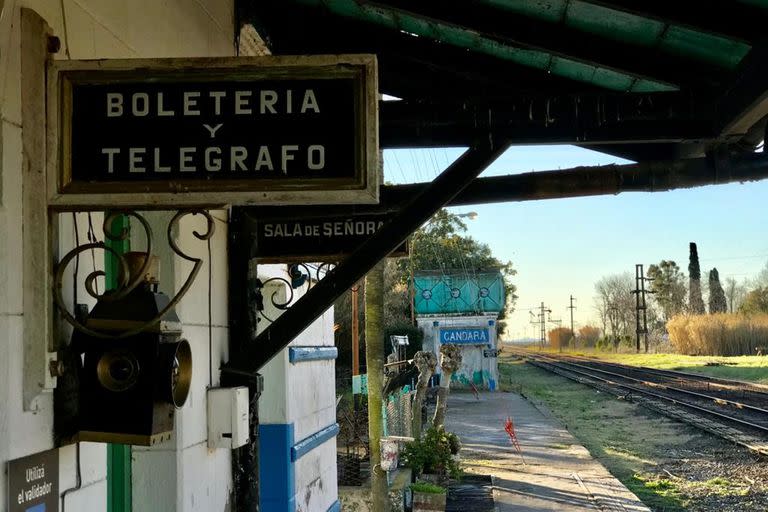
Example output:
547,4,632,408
410,481,447,512
401,426,462,485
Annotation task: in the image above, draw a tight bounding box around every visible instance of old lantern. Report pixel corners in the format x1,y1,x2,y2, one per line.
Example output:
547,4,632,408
71,252,192,445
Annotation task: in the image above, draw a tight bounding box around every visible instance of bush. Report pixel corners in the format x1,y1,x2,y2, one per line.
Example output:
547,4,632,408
667,313,768,356
548,327,574,350
402,427,462,478
596,336,614,351
578,325,601,347
410,481,446,494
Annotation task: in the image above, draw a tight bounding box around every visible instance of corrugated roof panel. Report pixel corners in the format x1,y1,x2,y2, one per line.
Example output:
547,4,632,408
565,1,665,46
661,26,751,68
550,57,634,91
298,0,681,90
631,79,677,93
479,0,567,23
737,0,768,7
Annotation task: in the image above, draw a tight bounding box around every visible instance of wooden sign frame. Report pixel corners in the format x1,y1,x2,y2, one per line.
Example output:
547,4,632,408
46,54,379,210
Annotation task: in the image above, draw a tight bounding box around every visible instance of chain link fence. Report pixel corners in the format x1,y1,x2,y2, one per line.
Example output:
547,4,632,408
383,386,416,438
336,369,369,486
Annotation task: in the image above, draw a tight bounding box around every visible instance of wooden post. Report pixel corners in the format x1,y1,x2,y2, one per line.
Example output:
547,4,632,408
21,8,55,409
365,262,388,512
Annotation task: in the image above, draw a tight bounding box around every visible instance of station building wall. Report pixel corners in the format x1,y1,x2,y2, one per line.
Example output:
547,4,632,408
0,2,338,511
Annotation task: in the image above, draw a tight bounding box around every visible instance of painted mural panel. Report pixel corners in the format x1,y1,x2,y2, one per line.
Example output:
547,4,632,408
413,271,505,315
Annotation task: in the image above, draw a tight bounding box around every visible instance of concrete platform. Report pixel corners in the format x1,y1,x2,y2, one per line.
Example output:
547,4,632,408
445,392,651,512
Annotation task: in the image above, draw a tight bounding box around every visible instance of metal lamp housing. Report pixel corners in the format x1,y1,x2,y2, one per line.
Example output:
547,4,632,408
72,285,192,446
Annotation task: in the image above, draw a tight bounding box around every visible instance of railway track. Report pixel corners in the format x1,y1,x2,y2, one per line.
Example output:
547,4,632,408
509,350,768,456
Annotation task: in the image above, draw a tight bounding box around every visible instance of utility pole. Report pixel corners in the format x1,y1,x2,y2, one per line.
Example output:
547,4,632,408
631,264,654,353
568,295,576,349
529,303,553,349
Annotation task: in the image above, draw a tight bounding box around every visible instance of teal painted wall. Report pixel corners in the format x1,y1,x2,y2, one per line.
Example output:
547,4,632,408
413,271,505,315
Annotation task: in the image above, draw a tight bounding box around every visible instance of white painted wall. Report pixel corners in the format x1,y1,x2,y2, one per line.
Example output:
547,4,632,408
257,264,339,512
0,1,235,511
1,3,339,511
417,314,500,390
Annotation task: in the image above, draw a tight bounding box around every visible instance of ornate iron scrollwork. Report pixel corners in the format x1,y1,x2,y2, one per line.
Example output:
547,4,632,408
53,210,215,338
254,262,336,323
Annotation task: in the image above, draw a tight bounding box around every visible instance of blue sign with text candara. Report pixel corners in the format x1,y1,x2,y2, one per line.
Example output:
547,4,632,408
439,328,490,345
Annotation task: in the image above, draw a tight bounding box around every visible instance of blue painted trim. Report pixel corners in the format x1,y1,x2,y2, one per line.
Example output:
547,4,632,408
488,320,495,326
291,423,340,462
327,500,341,512
260,424,296,512
289,346,338,363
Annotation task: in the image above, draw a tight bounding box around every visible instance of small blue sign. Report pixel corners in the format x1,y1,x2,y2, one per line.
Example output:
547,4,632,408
26,505,46,512
440,328,489,344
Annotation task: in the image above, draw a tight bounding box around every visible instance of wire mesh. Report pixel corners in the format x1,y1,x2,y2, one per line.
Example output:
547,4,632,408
383,386,416,438
336,369,370,486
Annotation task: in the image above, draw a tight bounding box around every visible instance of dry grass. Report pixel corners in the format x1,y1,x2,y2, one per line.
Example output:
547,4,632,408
667,313,768,356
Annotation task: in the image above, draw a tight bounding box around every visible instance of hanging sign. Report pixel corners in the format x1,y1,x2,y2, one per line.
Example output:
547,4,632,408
7,448,59,512
47,55,379,208
250,210,407,262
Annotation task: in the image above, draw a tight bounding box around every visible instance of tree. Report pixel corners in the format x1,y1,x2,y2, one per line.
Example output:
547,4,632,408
740,286,768,315
708,268,727,313
647,260,687,322
594,273,635,348
755,260,768,288
548,327,574,350
688,243,706,314
578,325,601,347
394,209,518,333
724,277,748,313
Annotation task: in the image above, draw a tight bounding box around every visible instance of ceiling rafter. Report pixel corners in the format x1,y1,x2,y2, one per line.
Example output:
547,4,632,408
580,0,766,43
380,95,715,148
253,4,601,99
340,0,725,89
717,44,768,138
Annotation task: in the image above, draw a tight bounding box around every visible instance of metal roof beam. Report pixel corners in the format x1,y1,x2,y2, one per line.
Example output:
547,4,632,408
581,0,766,43
239,151,768,233
222,141,511,375
717,44,768,138
358,0,723,89
383,151,768,206
255,5,599,98
380,96,715,147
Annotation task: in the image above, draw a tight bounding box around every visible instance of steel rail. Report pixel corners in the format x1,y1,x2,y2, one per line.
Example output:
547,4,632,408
533,354,768,416
544,351,768,395
526,356,768,436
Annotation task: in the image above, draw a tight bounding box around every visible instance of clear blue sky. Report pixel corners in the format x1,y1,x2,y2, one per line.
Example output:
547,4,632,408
384,145,768,340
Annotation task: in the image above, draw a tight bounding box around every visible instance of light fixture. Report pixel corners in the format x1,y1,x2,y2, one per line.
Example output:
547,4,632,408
289,265,308,289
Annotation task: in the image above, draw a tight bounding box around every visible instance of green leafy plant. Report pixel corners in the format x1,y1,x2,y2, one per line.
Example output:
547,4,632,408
402,427,462,478
410,481,446,494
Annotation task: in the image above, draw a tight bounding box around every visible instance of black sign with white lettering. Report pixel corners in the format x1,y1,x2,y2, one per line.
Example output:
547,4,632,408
50,56,378,207
71,79,353,181
483,349,499,358
7,448,59,512
252,211,407,262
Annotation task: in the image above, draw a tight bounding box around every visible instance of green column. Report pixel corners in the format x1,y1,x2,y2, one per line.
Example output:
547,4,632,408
104,214,132,512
